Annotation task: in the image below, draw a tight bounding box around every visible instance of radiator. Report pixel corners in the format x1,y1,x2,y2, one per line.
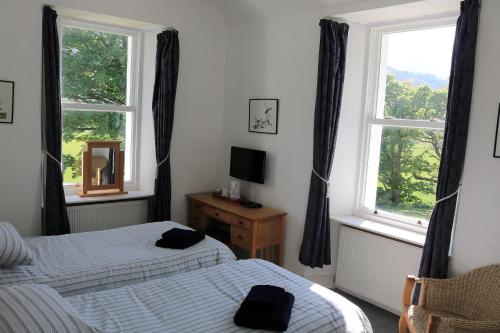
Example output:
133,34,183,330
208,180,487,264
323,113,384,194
67,200,148,233
335,224,422,314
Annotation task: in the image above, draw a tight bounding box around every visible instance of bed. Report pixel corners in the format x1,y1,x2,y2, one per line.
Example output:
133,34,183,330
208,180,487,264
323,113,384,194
66,259,372,332
0,222,235,296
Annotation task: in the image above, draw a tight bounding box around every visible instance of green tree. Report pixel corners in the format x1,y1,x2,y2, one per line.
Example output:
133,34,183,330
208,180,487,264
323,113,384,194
61,27,128,105
376,75,447,218
61,27,128,182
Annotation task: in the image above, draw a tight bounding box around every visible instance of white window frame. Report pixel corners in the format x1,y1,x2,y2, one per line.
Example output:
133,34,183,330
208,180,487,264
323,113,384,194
355,17,457,232
58,18,142,195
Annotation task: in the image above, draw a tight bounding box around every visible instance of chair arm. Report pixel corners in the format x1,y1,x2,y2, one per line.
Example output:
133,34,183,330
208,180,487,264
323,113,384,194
419,277,470,311
402,275,421,306
447,318,500,333
426,314,441,333
427,316,500,333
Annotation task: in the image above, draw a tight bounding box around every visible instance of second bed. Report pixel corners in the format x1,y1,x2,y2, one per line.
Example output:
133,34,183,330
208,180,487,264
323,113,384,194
66,259,372,332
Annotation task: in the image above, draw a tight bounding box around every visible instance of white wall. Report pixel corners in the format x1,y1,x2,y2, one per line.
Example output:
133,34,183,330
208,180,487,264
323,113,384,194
219,0,500,282
0,0,227,236
0,1,42,236
450,0,500,275
219,12,368,278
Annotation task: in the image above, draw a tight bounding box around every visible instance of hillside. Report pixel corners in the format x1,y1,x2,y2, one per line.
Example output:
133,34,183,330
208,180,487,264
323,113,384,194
387,67,448,89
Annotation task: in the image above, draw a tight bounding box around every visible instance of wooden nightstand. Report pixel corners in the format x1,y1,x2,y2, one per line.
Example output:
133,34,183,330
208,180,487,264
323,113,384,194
186,192,286,266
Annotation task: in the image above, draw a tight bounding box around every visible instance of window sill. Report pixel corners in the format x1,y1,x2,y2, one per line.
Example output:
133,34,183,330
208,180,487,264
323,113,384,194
65,190,154,207
331,215,426,247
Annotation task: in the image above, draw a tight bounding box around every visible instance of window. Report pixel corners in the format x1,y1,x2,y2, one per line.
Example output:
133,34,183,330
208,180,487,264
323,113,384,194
60,20,140,189
358,19,456,228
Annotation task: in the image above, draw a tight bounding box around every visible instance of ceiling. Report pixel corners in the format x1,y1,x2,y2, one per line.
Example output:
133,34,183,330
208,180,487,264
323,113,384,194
212,0,358,26
212,0,460,26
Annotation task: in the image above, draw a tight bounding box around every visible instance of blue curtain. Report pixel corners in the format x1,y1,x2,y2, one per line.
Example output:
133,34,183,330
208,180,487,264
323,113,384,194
299,20,349,268
418,0,479,279
150,30,179,222
42,6,70,235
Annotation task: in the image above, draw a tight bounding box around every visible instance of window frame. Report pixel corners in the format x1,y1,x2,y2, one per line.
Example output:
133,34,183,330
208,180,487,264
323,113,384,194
355,17,457,231
58,18,142,194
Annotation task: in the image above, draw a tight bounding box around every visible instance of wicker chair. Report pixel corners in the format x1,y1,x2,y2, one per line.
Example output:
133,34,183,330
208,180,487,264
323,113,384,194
399,264,500,333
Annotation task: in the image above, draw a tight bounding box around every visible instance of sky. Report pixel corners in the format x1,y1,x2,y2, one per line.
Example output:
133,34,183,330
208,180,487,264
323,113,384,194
385,25,456,80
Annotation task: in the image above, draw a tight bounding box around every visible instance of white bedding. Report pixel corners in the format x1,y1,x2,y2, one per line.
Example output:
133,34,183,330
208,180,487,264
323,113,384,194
67,259,372,333
0,222,235,296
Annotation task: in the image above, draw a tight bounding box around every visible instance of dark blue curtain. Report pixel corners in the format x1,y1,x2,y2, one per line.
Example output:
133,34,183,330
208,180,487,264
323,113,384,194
418,0,479,279
42,6,70,235
299,20,349,268
150,30,179,222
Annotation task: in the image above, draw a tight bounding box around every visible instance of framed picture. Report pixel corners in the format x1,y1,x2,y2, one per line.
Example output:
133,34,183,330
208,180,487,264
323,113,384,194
0,80,14,124
494,104,500,157
249,99,279,134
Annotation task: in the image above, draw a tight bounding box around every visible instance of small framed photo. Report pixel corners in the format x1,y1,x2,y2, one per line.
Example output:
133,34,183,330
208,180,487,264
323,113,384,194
249,99,279,134
494,103,500,158
0,80,14,124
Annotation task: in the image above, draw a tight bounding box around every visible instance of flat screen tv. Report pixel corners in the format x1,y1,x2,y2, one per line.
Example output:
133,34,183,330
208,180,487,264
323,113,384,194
230,146,266,184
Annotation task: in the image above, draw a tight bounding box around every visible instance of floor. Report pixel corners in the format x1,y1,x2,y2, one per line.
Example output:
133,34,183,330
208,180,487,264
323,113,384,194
334,289,400,333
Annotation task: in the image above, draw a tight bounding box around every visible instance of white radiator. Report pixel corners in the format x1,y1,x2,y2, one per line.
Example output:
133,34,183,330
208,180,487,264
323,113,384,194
335,224,422,314
67,200,148,233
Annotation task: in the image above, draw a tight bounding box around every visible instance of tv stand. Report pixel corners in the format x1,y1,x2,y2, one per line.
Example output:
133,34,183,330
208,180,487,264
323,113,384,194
186,192,286,266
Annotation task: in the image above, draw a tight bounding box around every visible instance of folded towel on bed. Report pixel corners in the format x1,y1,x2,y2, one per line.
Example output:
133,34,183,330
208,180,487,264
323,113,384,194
234,285,295,331
155,228,206,249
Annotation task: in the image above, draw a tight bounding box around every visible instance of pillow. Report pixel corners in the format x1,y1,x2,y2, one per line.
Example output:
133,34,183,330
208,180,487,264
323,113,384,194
0,221,33,267
0,284,98,333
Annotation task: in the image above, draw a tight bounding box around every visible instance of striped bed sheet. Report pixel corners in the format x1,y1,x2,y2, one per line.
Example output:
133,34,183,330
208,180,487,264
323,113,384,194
0,222,235,296
67,259,372,333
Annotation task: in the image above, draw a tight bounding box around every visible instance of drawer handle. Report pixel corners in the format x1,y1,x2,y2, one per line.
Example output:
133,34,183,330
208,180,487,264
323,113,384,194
238,235,243,239
215,212,220,216
238,221,243,225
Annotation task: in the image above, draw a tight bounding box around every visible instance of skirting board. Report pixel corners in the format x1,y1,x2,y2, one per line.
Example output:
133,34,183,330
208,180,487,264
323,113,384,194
304,274,334,289
334,286,401,315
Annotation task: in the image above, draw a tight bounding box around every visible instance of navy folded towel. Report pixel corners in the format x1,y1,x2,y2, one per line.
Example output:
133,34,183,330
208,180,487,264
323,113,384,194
234,285,295,331
155,228,205,249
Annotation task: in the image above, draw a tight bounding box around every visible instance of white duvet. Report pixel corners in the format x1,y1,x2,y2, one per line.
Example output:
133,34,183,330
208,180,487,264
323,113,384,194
0,222,235,296
67,259,372,333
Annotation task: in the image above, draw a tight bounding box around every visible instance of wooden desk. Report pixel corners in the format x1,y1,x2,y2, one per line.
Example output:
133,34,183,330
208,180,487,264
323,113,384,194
186,193,286,266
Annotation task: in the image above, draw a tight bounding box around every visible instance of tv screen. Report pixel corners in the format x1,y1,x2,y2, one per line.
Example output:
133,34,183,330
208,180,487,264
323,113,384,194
230,146,266,184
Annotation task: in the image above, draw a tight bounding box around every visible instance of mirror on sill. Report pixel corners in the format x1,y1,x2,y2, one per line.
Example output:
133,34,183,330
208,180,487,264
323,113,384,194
78,141,127,198
91,147,116,186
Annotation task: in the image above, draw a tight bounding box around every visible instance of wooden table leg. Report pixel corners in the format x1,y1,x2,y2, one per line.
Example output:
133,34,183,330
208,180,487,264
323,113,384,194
279,216,285,266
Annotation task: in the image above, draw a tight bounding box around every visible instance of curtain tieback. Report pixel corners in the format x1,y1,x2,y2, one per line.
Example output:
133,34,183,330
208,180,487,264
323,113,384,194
156,153,170,178
433,183,462,257
434,184,461,206
42,148,62,168
312,169,330,198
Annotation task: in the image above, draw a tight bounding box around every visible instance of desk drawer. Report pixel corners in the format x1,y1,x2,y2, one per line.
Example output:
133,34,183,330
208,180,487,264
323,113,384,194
188,202,205,231
203,206,231,223
231,226,251,248
189,202,203,217
232,216,252,230
189,215,205,231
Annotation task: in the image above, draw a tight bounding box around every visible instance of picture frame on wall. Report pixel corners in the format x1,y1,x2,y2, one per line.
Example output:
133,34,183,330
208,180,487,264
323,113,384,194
0,80,14,124
494,103,500,158
248,98,279,134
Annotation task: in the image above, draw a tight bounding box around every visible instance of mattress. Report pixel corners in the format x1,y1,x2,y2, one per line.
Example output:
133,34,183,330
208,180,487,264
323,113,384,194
67,259,372,333
0,222,235,296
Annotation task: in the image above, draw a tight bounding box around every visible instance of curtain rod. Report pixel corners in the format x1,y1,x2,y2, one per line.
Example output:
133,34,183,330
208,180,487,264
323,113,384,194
323,16,347,24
